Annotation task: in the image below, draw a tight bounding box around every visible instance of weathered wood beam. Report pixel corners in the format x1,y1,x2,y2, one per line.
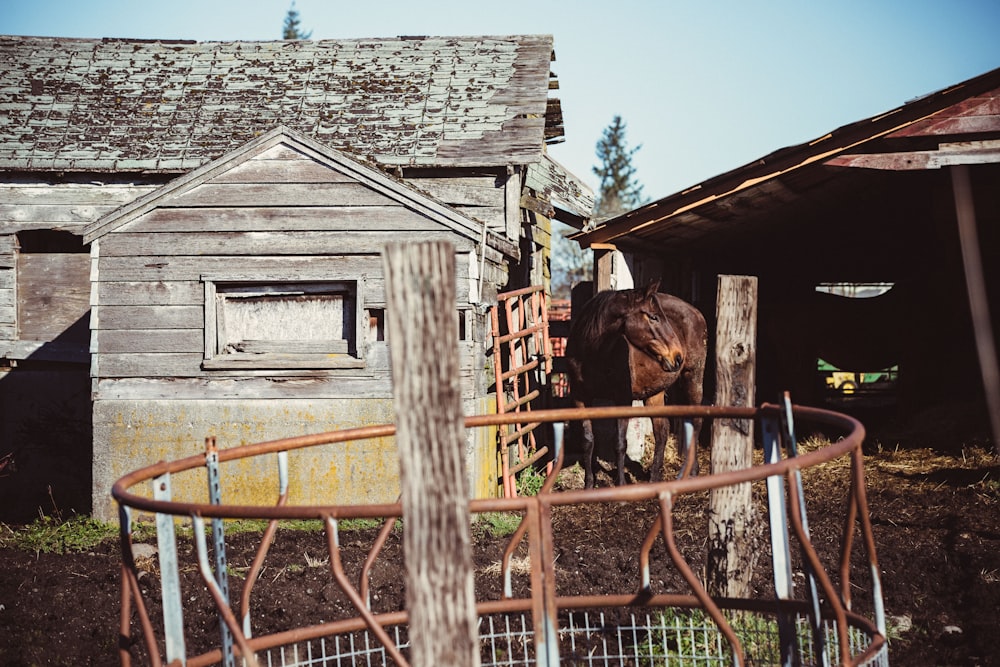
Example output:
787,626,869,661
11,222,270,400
708,274,759,599
0,340,88,363
827,139,1000,170
519,192,555,218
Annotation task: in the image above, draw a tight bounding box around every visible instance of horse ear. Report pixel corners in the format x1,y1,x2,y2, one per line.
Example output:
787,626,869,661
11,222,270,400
643,279,661,299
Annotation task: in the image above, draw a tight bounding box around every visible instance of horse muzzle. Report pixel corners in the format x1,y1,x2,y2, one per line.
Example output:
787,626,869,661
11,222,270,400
659,352,683,373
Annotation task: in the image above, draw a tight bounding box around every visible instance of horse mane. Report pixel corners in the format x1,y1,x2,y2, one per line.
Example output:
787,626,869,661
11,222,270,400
568,289,635,356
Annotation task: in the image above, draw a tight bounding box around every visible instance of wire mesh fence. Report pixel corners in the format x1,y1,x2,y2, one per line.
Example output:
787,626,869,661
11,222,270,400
250,609,888,667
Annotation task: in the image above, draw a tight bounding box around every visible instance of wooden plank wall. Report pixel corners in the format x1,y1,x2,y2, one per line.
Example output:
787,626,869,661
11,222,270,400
0,178,159,345
407,175,507,233
0,181,158,232
17,254,90,341
0,235,14,341
92,145,508,401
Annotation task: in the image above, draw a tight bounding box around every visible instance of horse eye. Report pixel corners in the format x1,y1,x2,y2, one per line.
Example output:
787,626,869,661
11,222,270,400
647,313,659,322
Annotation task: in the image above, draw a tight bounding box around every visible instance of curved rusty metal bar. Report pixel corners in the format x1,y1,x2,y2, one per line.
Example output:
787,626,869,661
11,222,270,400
191,515,260,667
500,432,565,599
113,403,865,521
659,491,746,666
117,508,162,667
787,467,852,663
840,458,861,610
638,517,662,593
678,416,699,479
239,463,289,638
360,509,401,608
323,515,410,667
850,445,887,638
115,402,883,667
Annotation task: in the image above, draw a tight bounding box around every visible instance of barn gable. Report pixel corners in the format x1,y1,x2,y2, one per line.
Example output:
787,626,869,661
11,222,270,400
81,127,522,519
83,125,515,259
87,125,510,380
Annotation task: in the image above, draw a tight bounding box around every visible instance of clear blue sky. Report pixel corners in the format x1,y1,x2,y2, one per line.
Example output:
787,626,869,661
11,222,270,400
3,0,999,201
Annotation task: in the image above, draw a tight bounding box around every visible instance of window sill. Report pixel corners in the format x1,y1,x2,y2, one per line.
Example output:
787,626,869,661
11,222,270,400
202,353,366,370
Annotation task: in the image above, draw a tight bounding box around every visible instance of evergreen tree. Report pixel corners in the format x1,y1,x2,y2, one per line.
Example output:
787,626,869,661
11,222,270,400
551,116,645,298
591,115,645,223
282,2,313,40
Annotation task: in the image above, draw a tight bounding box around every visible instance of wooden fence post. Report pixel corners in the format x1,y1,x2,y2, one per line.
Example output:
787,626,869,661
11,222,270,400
383,241,480,667
707,274,760,598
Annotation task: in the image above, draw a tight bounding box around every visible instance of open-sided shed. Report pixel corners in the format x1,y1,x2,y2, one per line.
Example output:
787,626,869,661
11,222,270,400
574,66,1000,426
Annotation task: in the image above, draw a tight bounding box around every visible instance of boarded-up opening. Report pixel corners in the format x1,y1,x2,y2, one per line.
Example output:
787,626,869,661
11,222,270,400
15,230,90,343
203,280,365,369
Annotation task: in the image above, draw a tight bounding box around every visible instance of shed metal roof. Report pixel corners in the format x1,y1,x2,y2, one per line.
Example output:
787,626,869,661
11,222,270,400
0,34,563,173
576,65,1000,252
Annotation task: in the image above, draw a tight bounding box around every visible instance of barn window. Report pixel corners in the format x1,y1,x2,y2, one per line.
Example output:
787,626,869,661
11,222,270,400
814,282,899,402
202,278,365,370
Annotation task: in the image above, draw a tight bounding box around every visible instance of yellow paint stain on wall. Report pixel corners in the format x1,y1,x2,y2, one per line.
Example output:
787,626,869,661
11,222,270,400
96,395,501,520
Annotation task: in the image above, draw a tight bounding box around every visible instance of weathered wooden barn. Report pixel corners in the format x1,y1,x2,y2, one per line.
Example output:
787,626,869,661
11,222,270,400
573,66,1000,431
0,34,593,520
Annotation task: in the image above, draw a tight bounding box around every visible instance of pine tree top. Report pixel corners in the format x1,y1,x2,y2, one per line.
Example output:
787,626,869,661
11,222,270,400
283,2,312,40
593,115,644,222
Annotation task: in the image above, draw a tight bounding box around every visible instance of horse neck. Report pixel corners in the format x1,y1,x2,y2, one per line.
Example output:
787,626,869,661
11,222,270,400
584,295,631,352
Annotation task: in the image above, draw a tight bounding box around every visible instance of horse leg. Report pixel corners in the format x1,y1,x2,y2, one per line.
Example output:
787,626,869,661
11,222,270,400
615,417,629,486
674,366,705,476
645,392,670,482
579,411,596,489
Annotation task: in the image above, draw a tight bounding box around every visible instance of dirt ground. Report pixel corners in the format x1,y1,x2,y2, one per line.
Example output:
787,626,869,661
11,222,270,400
1,401,998,666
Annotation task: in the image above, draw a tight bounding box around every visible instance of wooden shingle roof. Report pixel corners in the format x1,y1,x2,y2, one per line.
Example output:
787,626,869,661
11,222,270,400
0,34,563,173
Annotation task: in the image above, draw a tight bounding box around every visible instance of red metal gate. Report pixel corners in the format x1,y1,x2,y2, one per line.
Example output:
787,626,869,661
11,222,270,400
490,285,553,497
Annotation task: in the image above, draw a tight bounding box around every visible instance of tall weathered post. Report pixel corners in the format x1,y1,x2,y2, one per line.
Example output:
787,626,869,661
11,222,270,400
383,241,480,667
707,274,760,597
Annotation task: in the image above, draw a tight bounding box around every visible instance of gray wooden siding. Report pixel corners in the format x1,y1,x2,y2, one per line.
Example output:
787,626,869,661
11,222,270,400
406,176,506,232
0,183,158,233
17,253,90,341
93,253,377,379
91,145,506,400
91,145,505,400
98,231,476,256
0,235,14,340
91,254,479,376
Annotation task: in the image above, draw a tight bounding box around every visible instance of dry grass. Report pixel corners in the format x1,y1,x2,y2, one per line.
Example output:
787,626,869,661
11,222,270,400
481,555,532,578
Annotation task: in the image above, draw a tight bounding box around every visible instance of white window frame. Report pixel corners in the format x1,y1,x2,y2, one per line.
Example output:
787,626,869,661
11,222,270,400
202,274,366,370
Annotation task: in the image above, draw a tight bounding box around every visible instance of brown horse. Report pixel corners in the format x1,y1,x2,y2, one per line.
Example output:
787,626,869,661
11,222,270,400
565,281,707,487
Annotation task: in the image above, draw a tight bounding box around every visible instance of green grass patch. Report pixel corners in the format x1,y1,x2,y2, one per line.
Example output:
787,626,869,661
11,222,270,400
516,464,547,497
476,511,523,538
0,513,393,556
0,515,122,555
638,608,787,665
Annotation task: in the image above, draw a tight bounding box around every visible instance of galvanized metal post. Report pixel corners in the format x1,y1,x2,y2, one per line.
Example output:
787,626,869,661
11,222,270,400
153,472,187,663
781,395,830,667
205,437,234,667
763,414,796,667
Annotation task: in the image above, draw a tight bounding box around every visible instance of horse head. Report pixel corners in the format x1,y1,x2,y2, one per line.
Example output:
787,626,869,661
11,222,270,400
623,280,685,373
